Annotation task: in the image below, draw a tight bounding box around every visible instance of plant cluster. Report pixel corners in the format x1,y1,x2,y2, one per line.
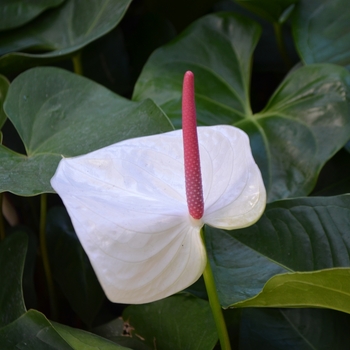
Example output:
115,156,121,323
0,0,350,349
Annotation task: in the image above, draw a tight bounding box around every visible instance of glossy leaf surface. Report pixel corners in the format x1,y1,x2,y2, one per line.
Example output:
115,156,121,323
123,295,218,350
134,13,350,201
46,207,105,327
234,268,350,313
0,0,65,31
0,67,173,196
0,232,27,328
0,0,132,73
133,13,261,129
205,195,350,307
293,0,350,70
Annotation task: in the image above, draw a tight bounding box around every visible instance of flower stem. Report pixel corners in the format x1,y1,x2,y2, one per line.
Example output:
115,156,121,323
273,22,292,70
72,51,83,75
0,193,5,241
40,193,58,320
201,228,231,350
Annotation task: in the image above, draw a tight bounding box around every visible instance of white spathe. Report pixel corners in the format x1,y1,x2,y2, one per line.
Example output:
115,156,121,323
50,125,266,304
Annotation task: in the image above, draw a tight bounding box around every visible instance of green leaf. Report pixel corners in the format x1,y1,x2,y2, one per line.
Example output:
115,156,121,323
0,0,65,31
0,232,27,328
234,268,350,313
133,13,261,128
133,13,350,201
46,207,105,327
205,195,350,307
0,74,9,130
0,309,129,349
247,63,350,201
292,0,350,70
0,67,173,196
0,0,132,74
240,308,350,349
53,322,131,350
122,294,218,350
234,0,297,23
0,310,71,349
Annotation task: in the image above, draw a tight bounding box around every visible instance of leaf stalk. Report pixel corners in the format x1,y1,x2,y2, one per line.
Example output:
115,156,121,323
40,193,58,320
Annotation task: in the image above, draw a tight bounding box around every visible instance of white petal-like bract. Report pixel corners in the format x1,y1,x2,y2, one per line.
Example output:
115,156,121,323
51,125,265,304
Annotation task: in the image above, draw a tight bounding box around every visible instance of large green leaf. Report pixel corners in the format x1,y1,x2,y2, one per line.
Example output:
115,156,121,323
205,195,350,307
133,13,350,201
234,268,350,313
0,309,130,349
0,232,27,328
234,0,297,23
246,63,350,201
46,207,105,327
0,67,173,196
293,0,350,71
0,0,65,31
240,308,350,349
133,13,261,129
122,294,218,350
0,74,9,130
0,0,132,74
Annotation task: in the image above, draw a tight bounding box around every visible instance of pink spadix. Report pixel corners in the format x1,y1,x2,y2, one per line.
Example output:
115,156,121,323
182,71,204,220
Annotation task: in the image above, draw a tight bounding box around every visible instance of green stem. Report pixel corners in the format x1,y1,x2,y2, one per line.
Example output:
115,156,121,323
201,228,231,350
40,194,58,320
273,22,292,70
72,51,83,75
0,193,5,241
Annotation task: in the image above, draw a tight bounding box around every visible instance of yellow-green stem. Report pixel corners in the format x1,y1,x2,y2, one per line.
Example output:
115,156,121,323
40,194,58,320
201,228,231,350
273,22,292,70
0,193,5,241
72,51,83,75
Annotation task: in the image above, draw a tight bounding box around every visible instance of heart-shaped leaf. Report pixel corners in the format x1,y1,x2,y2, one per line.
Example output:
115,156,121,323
122,294,218,350
133,13,261,129
234,0,297,23
0,0,132,74
245,63,350,201
234,268,350,313
205,195,350,307
133,13,350,201
46,207,105,327
0,74,9,130
0,232,27,328
0,67,173,196
0,0,65,31
292,0,350,70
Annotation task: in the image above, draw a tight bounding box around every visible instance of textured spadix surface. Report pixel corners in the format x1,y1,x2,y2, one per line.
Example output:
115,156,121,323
51,125,266,304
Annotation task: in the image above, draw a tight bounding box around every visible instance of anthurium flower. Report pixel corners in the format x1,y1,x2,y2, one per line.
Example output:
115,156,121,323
50,71,266,304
